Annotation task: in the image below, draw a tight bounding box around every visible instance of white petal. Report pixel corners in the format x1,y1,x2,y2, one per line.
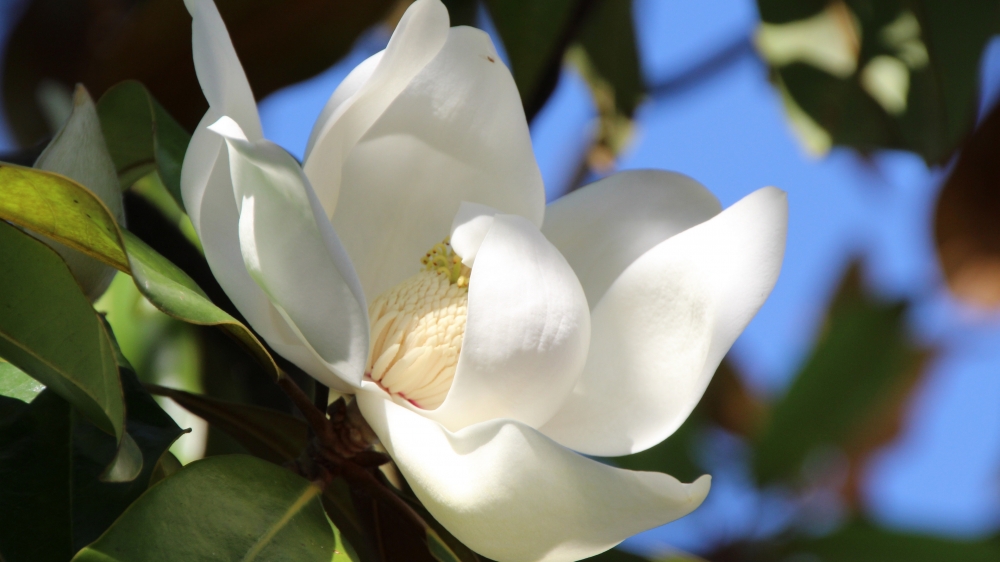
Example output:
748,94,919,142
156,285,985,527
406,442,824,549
417,214,589,431
540,187,788,456
212,118,368,388
332,25,545,302
184,0,261,140
357,387,710,562
449,202,497,267
182,0,263,230
34,86,123,300
302,0,450,216
304,51,384,160
542,170,721,307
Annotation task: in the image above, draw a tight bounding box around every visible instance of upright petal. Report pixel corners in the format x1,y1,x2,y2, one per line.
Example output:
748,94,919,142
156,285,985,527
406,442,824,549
542,170,721,306
182,0,262,230
211,118,368,389
416,214,589,431
304,51,384,160
303,0,450,215
180,0,302,382
330,25,545,302
184,0,261,140
540,187,788,456
357,388,710,562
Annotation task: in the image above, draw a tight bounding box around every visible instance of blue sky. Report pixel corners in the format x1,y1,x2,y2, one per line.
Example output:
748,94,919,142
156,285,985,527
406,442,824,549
3,0,999,555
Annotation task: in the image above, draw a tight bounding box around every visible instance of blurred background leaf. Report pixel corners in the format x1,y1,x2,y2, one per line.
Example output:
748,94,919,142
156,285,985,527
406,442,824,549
2,0,399,145
756,0,1000,163
780,520,1000,562
752,263,929,486
0,220,132,477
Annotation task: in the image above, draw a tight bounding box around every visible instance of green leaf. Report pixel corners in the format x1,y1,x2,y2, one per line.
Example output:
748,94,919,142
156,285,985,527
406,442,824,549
144,385,375,561
0,391,74,561
72,455,337,562
71,332,185,550
577,0,644,116
0,160,280,379
784,520,1000,562
96,80,191,209
145,384,306,466
32,85,125,301
482,0,586,117
122,231,279,378
332,527,360,562
752,264,924,484
0,221,132,478
0,359,45,403
0,363,181,560
0,163,128,271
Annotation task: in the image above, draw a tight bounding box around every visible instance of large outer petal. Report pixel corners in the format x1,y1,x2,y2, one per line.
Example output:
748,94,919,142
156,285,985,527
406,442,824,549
181,0,276,341
417,214,589,431
302,0,450,215
212,118,368,389
542,170,721,307
357,388,710,562
182,0,263,228
330,25,545,302
540,187,788,457
180,0,358,391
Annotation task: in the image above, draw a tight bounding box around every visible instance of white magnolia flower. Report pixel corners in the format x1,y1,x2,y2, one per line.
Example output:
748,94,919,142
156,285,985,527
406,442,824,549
180,0,787,560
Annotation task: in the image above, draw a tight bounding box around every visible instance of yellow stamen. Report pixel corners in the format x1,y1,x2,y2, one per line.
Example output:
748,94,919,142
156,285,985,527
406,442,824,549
367,239,472,408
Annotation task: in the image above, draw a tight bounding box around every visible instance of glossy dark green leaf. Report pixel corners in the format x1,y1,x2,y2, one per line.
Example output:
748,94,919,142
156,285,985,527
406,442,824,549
0,391,73,562
753,265,923,484
0,221,129,472
146,384,306,465
0,358,181,560
3,0,397,145
0,359,45,403
72,455,336,562
122,231,279,378
145,385,374,561
0,163,128,271
577,0,644,116
0,160,280,379
96,80,191,209
784,520,1000,561
71,333,185,550
332,524,361,562
482,0,587,118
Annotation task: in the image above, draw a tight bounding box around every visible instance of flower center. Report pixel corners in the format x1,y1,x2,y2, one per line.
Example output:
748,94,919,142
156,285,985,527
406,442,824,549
365,240,471,409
